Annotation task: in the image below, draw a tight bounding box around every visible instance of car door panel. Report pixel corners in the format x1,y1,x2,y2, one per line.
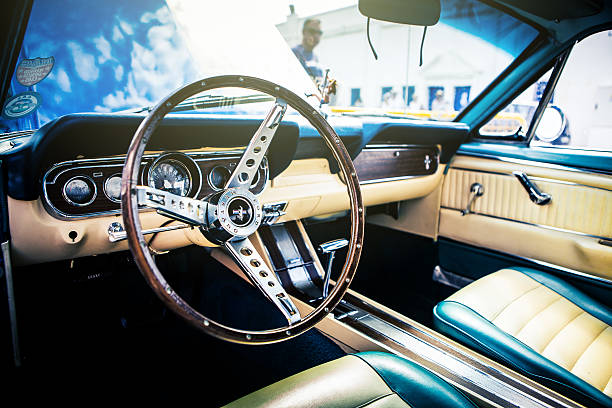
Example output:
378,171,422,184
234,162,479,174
438,154,612,280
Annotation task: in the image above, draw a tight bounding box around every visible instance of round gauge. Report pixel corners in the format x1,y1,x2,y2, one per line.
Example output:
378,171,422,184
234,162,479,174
63,176,97,206
104,174,122,203
208,166,231,190
148,159,192,197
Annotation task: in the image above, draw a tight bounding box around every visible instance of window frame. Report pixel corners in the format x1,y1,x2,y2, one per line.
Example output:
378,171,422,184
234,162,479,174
471,47,571,146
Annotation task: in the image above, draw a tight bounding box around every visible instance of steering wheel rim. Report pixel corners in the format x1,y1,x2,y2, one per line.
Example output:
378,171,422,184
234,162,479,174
121,75,364,344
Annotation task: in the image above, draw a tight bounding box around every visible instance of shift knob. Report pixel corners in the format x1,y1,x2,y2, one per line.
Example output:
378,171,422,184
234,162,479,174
318,238,348,298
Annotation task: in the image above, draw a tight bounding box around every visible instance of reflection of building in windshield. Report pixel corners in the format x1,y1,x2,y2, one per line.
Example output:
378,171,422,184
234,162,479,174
277,3,515,114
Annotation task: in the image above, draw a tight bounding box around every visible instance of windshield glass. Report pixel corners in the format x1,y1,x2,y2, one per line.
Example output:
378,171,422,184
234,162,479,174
2,0,538,132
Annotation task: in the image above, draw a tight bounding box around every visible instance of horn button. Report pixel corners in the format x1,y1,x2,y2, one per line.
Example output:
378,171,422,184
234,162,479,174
204,188,263,243
228,197,253,227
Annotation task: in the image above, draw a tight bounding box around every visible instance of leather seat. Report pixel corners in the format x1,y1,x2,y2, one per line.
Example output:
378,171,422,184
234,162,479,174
433,267,612,408
224,351,476,407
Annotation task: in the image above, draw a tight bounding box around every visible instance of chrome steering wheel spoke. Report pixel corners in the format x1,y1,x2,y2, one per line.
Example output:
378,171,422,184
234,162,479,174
225,237,301,325
225,99,287,191
135,185,211,227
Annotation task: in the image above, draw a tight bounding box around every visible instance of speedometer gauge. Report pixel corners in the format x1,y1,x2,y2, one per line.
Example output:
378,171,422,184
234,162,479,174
148,159,192,197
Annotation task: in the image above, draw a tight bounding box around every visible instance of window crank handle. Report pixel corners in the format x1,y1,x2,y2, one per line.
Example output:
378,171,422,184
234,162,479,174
461,183,484,216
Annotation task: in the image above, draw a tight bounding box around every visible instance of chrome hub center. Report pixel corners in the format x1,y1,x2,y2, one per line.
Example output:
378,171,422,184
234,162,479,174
204,187,263,243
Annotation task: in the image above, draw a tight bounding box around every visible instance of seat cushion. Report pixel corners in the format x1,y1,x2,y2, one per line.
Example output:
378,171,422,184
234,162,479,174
433,267,612,408
224,351,476,407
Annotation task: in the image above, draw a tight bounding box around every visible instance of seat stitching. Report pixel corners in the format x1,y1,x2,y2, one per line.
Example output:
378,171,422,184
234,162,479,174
512,268,612,327
512,296,564,338
489,283,542,321
540,311,587,356
568,324,609,375
433,303,610,404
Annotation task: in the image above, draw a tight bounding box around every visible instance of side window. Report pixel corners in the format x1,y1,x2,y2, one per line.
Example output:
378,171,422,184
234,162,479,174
480,30,612,151
479,69,552,138
535,30,612,151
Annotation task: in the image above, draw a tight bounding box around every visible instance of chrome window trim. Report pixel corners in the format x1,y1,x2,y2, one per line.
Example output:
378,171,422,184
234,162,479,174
441,206,612,241
455,151,612,177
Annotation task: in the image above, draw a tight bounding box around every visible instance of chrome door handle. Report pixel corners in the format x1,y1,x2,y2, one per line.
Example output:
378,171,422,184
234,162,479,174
513,172,552,205
461,183,484,216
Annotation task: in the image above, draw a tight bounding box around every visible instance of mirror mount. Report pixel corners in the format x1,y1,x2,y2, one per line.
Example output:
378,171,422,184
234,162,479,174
358,0,441,26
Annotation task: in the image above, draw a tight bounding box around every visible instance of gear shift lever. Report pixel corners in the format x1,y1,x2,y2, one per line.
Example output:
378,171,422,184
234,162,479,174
318,238,349,298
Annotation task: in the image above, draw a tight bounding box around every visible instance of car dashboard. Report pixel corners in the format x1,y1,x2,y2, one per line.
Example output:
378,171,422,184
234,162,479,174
3,112,468,265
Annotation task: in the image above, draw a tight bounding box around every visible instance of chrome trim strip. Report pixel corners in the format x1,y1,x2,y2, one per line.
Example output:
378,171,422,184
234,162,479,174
440,208,612,285
456,151,612,176
41,150,250,220
341,293,582,408
449,166,612,192
517,256,612,287
108,222,189,243
359,174,433,185
364,143,440,149
441,206,611,241
356,314,552,408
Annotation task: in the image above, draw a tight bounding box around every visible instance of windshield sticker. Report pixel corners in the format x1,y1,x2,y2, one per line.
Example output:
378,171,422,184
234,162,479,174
16,57,55,87
2,92,42,119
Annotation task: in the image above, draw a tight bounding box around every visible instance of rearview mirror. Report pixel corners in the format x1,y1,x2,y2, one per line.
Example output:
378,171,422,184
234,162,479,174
359,0,441,26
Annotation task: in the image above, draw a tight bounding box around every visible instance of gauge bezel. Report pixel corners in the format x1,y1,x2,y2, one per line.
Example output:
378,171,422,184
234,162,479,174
145,152,202,198
62,175,97,207
103,173,123,203
207,165,231,191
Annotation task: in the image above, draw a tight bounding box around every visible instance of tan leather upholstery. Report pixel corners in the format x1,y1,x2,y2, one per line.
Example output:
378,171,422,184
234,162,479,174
223,355,411,408
447,269,612,397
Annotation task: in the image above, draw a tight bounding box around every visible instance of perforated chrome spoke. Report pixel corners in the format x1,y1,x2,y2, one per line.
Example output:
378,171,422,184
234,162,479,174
225,99,287,191
135,185,211,227
225,237,301,325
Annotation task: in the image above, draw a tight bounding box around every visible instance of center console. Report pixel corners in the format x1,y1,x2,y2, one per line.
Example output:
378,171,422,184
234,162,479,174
254,220,583,408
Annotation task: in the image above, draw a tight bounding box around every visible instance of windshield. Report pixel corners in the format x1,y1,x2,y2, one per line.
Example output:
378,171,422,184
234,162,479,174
2,0,538,132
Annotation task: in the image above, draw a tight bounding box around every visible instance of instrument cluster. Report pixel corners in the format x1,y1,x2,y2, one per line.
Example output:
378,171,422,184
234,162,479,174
42,150,268,218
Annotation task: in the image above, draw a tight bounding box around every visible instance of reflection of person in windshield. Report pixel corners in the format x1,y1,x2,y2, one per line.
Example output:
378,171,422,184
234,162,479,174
292,19,324,83
382,87,405,110
431,89,450,111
